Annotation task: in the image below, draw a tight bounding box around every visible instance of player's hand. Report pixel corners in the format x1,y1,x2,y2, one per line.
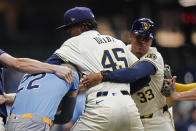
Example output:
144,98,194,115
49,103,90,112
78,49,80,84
161,76,177,97
0,95,6,104
82,72,103,88
55,66,74,84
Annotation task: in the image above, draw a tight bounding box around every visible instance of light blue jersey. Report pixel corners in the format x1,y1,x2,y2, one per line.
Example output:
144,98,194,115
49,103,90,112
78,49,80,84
72,93,85,122
11,71,79,120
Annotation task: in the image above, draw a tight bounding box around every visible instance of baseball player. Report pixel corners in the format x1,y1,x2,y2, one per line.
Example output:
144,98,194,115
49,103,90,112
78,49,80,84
82,18,175,131
6,63,79,131
0,48,73,131
52,6,144,131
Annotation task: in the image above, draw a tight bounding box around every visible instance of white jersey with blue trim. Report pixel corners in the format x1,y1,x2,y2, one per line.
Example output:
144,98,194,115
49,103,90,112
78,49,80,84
55,30,138,94
55,30,138,74
127,45,165,116
11,72,79,120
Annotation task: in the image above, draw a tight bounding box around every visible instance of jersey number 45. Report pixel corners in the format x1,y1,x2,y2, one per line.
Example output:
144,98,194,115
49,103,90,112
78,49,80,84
101,48,128,71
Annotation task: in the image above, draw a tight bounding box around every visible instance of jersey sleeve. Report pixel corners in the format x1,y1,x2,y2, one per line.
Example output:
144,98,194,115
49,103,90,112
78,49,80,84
0,49,6,67
54,40,80,64
72,94,86,122
45,54,65,65
69,71,79,92
0,49,5,55
176,83,196,92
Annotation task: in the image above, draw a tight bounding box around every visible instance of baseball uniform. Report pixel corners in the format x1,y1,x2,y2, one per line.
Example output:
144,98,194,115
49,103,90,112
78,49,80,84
6,71,79,131
128,45,175,131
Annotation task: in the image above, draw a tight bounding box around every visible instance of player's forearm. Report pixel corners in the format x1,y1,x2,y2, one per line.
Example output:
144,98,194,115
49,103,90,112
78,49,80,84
103,61,155,83
13,58,60,74
176,83,196,92
54,94,76,124
172,88,196,101
0,53,58,74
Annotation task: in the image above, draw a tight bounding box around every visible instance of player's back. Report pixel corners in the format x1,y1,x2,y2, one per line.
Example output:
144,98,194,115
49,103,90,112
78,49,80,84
55,30,137,74
55,30,138,93
11,72,78,120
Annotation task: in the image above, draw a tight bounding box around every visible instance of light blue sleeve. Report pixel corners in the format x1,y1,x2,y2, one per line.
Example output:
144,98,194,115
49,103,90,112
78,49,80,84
72,93,86,122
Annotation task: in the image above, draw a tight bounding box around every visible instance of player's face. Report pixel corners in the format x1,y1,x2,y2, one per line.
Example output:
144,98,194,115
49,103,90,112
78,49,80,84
130,33,153,59
66,26,82,37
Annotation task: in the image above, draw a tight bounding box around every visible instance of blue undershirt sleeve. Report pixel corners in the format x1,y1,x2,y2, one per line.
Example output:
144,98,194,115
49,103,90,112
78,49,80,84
104,61,156,94
45,54,64,65
129,76,151,94
0,49,5,55
106,61,156,83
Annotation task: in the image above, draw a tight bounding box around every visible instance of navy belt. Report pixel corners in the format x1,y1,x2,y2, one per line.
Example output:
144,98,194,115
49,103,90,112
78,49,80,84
97,90,130,97
140,105,169,119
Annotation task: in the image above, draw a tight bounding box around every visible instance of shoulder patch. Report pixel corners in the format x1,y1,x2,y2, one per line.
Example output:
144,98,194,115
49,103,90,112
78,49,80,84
145,53,157,60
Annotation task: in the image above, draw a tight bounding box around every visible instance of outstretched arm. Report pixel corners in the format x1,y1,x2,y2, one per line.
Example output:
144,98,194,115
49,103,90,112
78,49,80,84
172,88,196,101
0,51,73,84
82,61,155,87
165,76,196,101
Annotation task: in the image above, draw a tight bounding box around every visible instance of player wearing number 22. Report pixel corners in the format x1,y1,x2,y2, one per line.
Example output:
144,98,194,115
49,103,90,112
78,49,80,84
54,7,144,131
6,66,79,131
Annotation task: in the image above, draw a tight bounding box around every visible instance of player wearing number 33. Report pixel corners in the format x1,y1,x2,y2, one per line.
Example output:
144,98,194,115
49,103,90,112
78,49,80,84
54,7,145,131
6,63,79,131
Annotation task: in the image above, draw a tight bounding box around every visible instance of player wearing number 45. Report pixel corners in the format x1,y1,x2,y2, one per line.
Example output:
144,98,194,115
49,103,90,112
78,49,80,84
54,6,146,131
82,18,175,131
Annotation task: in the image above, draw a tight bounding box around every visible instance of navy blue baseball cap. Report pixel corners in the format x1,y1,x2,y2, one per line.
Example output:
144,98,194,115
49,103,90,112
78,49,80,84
130,18,155,38
56,7,95,30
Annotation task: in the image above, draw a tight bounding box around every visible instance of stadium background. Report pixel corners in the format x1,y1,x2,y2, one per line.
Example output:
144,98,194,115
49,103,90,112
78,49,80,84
1,0,196,130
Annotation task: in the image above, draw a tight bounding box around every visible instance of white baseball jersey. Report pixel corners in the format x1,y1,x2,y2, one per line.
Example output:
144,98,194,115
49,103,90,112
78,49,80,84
55,30,137,74
55,30,138,93
127,45,165,115
55,30,144,131
127,45,174,131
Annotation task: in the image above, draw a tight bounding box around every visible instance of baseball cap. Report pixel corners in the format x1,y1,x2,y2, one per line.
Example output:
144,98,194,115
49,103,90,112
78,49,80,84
130,18,155,38
56,7,95,30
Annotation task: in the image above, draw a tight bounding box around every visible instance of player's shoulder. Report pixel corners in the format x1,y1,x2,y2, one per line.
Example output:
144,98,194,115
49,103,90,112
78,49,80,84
146,47,162,58
100,33,125,44
126,44,131,50
64,30,98,44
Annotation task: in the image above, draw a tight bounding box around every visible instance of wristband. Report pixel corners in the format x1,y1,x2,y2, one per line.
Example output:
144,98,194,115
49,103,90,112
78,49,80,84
100,70,109,82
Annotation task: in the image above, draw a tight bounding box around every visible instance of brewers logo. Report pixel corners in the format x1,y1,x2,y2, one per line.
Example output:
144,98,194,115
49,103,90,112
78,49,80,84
142,22,150,31
71,18,75,21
